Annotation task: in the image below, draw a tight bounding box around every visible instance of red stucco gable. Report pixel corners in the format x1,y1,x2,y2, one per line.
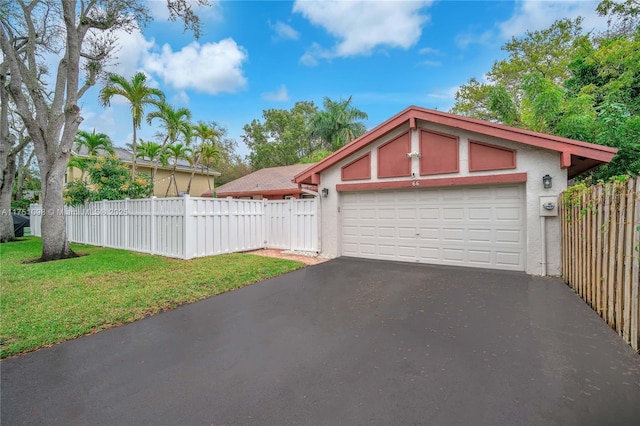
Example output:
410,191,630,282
293,106,617,184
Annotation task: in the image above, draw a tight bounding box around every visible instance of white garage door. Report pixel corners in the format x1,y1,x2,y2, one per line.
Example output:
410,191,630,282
341,185,526,271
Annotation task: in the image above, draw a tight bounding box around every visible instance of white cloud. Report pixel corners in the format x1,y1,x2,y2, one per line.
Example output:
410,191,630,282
455,29,495,49
172,91,190,105
421,60,442,67
103,28,155,78
294,0,433,63
426,85,459,105
144,38,248,94
455,1,608,49
299,42,331,66
261,85,290,102
419,47,439,55
499,0,606,38
271,21,299,41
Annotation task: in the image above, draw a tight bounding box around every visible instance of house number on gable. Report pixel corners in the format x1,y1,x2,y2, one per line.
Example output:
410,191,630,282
412,180,420,187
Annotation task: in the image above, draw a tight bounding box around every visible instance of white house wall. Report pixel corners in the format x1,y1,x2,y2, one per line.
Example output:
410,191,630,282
317,122,567,276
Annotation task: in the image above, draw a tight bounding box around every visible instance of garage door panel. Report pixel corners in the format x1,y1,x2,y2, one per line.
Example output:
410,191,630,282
495,229,522,244
341,185,525,271
417,246,440,260
443,248,465,262
494,185,523,199
495,207,522,221
442,188,465,200
396,208,416,220
496,251,523,268
442,228,464,241
418,227,439,240
468,207,492,221
443,208,465,220
419,208,440,220
468,250,492,264
397,245,416,259
468,229,492,242
398,227,417,239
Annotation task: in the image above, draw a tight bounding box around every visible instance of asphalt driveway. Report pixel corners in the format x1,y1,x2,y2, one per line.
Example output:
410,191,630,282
2,258,639,425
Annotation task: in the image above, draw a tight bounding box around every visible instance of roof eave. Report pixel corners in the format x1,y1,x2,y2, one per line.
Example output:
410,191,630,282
293,106,619,184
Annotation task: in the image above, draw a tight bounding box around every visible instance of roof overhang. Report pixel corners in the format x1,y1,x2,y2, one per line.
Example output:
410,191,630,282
202,187,316,198
293,106,618,184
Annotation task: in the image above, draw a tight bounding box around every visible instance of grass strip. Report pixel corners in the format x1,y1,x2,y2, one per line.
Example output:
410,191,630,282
0,237,303,358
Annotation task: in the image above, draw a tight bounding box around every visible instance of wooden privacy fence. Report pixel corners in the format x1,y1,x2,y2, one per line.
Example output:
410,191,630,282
559,177,640,351
30,196,318,259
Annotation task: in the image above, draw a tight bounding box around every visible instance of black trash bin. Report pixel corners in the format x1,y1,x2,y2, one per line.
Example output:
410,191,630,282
12,213,30,237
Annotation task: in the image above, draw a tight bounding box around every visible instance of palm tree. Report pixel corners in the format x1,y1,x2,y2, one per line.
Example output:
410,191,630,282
187,122,221,194
99,72,165,177
199,142,222,191
74,129,114,156
136,140,165,185
146,101,192,151
67,156,91,181
308,96,368,151
164,143,192,197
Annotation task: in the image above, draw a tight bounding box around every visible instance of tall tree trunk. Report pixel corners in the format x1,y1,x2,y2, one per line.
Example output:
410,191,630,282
0,67,16,242
0,147,17,243
39,166,76,260
131,117,137,178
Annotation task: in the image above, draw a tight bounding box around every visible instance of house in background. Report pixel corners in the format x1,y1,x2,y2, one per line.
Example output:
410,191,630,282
67,147,220,197
202,163,318,200
294,106,616,276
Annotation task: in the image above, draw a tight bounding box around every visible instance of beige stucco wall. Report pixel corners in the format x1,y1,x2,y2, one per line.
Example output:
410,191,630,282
317,122,567,276
66,164,215,197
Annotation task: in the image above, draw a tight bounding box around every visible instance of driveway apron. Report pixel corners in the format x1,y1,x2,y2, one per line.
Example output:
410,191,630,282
2,258,639,425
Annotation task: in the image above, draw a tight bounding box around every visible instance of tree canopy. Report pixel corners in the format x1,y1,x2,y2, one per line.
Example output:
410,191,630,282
243,97,369,170
243,101,319,170
451,3,640,180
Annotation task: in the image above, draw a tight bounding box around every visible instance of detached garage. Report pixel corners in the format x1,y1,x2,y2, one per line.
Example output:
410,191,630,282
294,107,616,276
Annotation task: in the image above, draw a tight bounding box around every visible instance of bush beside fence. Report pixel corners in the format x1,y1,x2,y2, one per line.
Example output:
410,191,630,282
30,196,318,259
559,177,640,351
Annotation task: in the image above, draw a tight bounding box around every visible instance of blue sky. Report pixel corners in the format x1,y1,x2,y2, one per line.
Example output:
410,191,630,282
77,0,610,158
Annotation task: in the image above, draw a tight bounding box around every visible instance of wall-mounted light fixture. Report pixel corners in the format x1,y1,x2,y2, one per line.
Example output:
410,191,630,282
542,174,552,189
322,188,329,198
406,151,422,159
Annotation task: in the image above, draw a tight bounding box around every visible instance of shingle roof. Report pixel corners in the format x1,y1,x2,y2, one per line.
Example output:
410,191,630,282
72,146,220,175
212,163,317,196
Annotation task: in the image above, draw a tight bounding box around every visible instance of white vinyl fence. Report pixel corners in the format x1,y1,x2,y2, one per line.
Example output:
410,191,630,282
30,196,318,259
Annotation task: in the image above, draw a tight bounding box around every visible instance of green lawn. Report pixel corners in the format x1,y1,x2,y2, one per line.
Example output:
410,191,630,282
0,237,304,358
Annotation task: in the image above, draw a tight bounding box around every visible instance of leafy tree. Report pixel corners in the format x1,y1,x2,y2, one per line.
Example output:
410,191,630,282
64,155,153,206
99,72,164,177
209,122,251,187
243,101,318,169
597,0,640,37
452,18,587,125
301,149,332,164
0,0,207,260
308,96,368,151
74,129,114,156
451,11,640,180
